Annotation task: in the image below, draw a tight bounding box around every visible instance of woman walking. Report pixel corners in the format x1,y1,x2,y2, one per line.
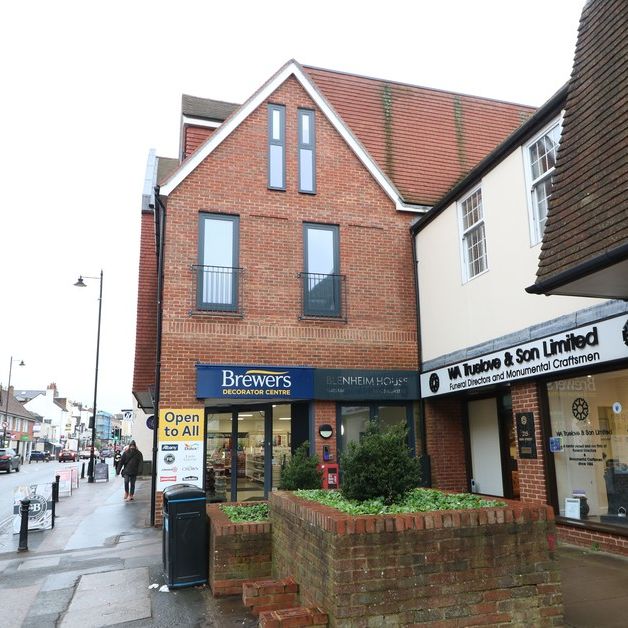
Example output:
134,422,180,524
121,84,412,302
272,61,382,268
116,441,143,501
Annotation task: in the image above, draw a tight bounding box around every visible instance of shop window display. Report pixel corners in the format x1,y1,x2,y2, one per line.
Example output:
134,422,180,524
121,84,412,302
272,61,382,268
548,370,628,526
205,406,293,501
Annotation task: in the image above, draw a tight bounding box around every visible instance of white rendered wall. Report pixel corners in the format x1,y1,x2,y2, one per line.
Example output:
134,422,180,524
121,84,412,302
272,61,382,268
416,147,605,362
24,392,65,441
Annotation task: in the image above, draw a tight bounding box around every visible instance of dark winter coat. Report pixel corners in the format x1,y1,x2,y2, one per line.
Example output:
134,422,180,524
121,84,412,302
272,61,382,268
117,447,143,477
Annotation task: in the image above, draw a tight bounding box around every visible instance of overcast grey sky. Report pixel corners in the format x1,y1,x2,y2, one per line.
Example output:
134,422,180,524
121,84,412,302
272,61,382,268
0,0,586,414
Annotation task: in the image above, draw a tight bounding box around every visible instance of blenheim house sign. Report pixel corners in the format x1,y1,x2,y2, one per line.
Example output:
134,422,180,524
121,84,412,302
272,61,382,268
421,315,628,398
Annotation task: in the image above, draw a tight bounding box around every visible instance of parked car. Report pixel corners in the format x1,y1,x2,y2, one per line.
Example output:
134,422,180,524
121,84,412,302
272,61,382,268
58,449,78,462
29,450,50,463
79,448,99,459
0,448,21,472
100,448,113,458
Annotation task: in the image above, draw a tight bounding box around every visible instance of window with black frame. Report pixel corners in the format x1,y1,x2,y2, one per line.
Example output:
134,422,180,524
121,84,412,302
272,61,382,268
302,223,340,317
338,404,413,453
197,213,240,311
298,109,316,193
268,104,285,190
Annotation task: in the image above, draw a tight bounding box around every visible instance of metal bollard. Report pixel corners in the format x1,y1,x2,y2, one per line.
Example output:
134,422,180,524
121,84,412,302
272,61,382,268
18,499,30,552
53,474,60,503
81,462,85,479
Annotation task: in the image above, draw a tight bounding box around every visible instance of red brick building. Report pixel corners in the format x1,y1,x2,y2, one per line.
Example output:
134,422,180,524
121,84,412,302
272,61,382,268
133,60,534,522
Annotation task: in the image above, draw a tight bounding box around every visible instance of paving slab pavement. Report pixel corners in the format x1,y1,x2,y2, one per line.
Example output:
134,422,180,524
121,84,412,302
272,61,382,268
559,544,628,628
0,476,257,627
0,473,626,627
60,567,152,627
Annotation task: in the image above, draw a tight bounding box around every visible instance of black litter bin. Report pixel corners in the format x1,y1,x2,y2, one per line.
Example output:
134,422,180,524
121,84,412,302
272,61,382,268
162,484,208,588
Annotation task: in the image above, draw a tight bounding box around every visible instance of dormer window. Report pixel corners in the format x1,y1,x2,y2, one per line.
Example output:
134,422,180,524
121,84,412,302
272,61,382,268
268,104,285,190
298,109,316,193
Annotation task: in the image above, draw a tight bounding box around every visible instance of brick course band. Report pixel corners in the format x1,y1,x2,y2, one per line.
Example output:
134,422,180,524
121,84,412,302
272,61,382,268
271,491,554,534
166,319,416,343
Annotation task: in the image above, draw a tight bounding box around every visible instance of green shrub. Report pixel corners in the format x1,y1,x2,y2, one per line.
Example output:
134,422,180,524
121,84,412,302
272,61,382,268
295,488,505,515
222,503,269,522
340,421,421,504
279,442,322,490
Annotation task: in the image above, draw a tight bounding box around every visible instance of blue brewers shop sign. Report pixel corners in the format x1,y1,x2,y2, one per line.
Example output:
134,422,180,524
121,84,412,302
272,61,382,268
196,365,419,401
196,365,314,400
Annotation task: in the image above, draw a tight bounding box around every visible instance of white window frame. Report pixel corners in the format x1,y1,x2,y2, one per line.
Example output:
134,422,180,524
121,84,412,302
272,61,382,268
523,115,562,246
458,186,488,283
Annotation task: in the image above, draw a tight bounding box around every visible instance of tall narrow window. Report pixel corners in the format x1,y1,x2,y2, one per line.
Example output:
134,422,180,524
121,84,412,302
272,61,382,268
298,109,316,193
525,119,562,245
459,188,487,282
303,223,340,316
268,104,285,190
197,214,240,311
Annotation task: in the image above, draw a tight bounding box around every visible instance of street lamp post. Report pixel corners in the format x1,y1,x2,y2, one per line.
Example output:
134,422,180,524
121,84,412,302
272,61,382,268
3,357,25,448
74,270,103,483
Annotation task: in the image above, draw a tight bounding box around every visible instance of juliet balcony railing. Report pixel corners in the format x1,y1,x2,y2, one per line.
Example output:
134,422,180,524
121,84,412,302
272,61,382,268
193,265,243,313
298,272,347,321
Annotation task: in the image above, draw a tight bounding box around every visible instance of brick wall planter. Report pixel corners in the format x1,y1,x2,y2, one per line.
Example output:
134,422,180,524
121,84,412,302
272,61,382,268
270,491,563,626
207,502,272,596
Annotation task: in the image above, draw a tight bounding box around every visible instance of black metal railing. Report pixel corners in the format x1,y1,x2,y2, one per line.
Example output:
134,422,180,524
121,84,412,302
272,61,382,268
193,265,243,313
298,272,346,320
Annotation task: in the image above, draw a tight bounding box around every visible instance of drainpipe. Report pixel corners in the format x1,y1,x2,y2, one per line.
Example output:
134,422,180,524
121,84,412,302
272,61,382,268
411,232,431,486
150,187,166,526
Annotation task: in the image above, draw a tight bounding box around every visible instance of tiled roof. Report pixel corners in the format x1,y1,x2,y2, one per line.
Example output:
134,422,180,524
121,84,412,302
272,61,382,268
412,85,568,235
0,387,38,420
181,94,239,122
54,397,68,410
303,66,536,206
534,0,628,285
14,389,44,402
156,157,179,185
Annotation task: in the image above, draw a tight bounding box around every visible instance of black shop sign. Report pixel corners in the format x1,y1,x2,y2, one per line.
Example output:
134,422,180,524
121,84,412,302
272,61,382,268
94,462,110,481
314,369,419,400
515,412,537,459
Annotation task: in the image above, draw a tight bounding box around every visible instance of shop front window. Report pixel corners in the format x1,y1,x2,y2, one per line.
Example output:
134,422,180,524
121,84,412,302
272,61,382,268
339,406,370,452
206,405,296,502
548,370,628,525
339,404,414,453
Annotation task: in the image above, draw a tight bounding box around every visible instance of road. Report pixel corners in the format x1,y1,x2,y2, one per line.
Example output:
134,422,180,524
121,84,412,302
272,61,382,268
0,457,115,531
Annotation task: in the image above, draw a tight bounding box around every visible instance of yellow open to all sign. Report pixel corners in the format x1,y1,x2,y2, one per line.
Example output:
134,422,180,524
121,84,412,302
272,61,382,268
158,409,205,441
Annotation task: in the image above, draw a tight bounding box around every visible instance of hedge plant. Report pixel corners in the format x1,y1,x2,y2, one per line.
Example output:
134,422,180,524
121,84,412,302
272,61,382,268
340,420,421,505
279,441,322,490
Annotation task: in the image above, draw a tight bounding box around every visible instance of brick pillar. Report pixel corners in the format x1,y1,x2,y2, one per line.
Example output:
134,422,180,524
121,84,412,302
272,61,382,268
424,397,467,492
155,491,164,527
511,381,548,503
313,401,336,463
